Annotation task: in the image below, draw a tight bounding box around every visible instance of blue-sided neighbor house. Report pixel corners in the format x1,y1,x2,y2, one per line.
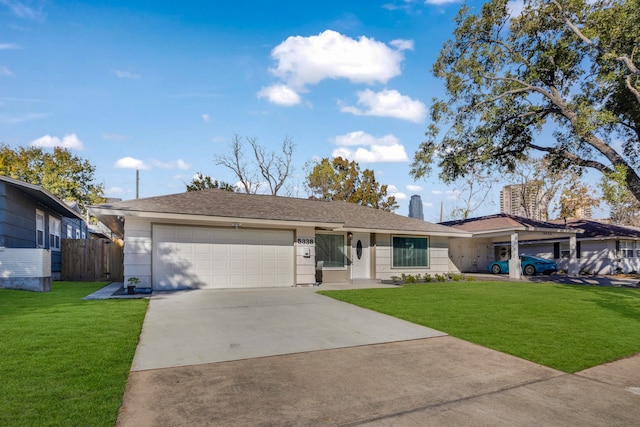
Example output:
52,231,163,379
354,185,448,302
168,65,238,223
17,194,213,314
0,175,88,291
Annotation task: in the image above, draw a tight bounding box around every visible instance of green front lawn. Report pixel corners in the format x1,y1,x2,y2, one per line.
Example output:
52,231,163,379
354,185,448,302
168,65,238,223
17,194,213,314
0,282,148,426
320,281,640,373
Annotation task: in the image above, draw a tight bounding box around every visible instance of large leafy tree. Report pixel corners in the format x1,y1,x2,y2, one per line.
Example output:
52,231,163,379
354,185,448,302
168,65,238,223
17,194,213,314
0,144,105,213
186,172,236,192
601,165,640,225
411,0,640,204
306,157,399,212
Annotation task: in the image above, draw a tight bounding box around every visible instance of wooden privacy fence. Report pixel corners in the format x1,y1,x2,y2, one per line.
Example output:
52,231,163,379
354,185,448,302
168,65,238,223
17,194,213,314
62,239,124,282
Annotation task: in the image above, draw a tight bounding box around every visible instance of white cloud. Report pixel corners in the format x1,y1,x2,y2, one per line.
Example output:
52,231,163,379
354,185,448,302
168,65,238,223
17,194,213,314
260,30,413,105
30,133,83,150
334,130,399,147
406,184,422,191
114,70,140,79
202,113,210,122
0,112,47,124
432,189,443,195
507,0,524,17
105,186,125,196
0,66,13,76
114,157,149,170
423,202,434,207
270,30,407,87
331,130,408,163
390,39,414,51
0,43,20,49
340,89,426,123
257,84,301,106
0,0,45,20
391,191,407,200
150,159,191,170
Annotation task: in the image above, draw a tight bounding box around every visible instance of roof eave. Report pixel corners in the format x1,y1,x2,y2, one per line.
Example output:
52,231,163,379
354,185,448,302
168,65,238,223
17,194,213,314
88,208,345,232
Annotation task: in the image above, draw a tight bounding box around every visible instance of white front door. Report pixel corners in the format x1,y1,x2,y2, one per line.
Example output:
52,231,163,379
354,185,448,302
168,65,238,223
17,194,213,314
351,233,370,279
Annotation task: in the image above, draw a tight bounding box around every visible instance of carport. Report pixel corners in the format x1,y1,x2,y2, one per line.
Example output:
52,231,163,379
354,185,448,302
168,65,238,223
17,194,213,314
443,214,580,279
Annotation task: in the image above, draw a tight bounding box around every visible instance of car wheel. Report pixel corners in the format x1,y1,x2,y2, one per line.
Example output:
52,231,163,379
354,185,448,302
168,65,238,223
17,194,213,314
524,265,536,275
491,264,501,274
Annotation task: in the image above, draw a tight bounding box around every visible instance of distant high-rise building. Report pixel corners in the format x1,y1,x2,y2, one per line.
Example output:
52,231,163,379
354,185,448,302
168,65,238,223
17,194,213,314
408,194,424,220
500,182,549,221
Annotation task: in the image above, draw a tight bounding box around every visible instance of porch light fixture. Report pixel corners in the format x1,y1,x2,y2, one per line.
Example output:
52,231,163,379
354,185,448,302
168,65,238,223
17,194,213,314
231,223,241,230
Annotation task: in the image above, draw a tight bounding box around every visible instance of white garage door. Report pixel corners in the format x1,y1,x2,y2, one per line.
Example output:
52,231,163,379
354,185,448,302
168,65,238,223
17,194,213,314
152,225,294,290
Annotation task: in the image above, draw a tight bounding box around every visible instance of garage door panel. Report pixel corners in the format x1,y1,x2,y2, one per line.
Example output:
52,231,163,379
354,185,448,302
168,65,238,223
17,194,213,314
152,225,293,290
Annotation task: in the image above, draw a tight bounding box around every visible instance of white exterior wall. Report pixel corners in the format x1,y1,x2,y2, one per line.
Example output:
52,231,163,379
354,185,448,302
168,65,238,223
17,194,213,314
0,248,51,291
374,234,454,280
523,239,640,275
579,240,617,274
295,226,316,285
0,248,51,278
448,237,494,273
123,217,152,288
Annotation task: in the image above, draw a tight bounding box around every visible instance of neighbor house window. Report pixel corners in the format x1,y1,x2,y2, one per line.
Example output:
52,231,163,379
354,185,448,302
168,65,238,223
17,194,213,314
67,225,73,239
36,210,45,247
49,217,61,250
560,243,570,259
75,229,80,239
315,233,345,268
81,230,86,239
619,240,634,258
392,236,429,268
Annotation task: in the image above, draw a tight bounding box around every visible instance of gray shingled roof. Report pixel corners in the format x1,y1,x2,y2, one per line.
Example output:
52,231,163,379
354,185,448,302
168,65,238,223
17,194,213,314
550,218,640,239
91,189,468,236
441,213,573,232
0,175,84,220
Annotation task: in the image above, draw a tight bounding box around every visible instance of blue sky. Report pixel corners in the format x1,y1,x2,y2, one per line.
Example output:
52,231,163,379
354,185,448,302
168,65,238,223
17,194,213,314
0,0,605,222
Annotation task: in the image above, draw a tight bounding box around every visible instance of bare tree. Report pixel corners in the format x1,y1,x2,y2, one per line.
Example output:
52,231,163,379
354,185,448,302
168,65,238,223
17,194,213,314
214,135,295,195
448,167,497,220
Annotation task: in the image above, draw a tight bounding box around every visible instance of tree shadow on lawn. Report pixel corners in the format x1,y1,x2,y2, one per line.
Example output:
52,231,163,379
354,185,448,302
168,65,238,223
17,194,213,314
554,284,640,322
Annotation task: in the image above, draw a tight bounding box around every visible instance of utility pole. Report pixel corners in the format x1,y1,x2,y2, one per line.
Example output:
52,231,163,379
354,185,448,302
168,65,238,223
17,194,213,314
136,169,139,199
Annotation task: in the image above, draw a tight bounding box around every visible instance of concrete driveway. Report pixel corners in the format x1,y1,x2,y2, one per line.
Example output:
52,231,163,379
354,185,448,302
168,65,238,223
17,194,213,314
130,287,446,371
118,287,640,426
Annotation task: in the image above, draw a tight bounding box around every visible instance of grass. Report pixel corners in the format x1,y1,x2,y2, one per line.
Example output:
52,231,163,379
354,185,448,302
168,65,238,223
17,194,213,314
0,282,148,427
319,281,640,373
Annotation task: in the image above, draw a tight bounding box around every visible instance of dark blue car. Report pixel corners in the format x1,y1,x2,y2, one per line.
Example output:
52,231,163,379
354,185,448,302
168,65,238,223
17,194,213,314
488,255,558,275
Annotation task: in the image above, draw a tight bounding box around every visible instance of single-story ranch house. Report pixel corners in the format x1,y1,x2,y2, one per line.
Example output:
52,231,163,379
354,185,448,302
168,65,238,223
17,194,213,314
444,213,640,277
89,189,471,290
442,214,580,279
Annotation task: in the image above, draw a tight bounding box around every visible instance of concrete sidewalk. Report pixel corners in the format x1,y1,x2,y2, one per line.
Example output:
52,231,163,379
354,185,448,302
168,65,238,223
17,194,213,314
118,336,640,426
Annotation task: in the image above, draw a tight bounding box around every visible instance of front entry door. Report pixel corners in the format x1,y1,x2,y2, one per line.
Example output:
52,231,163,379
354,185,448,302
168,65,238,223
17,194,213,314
351,233,370,279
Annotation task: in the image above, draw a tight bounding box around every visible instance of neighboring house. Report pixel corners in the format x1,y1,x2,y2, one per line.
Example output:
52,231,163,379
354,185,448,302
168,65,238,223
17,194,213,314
89,189,471,290
0,175,88,291
527,219,640,275
442,213,579,279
